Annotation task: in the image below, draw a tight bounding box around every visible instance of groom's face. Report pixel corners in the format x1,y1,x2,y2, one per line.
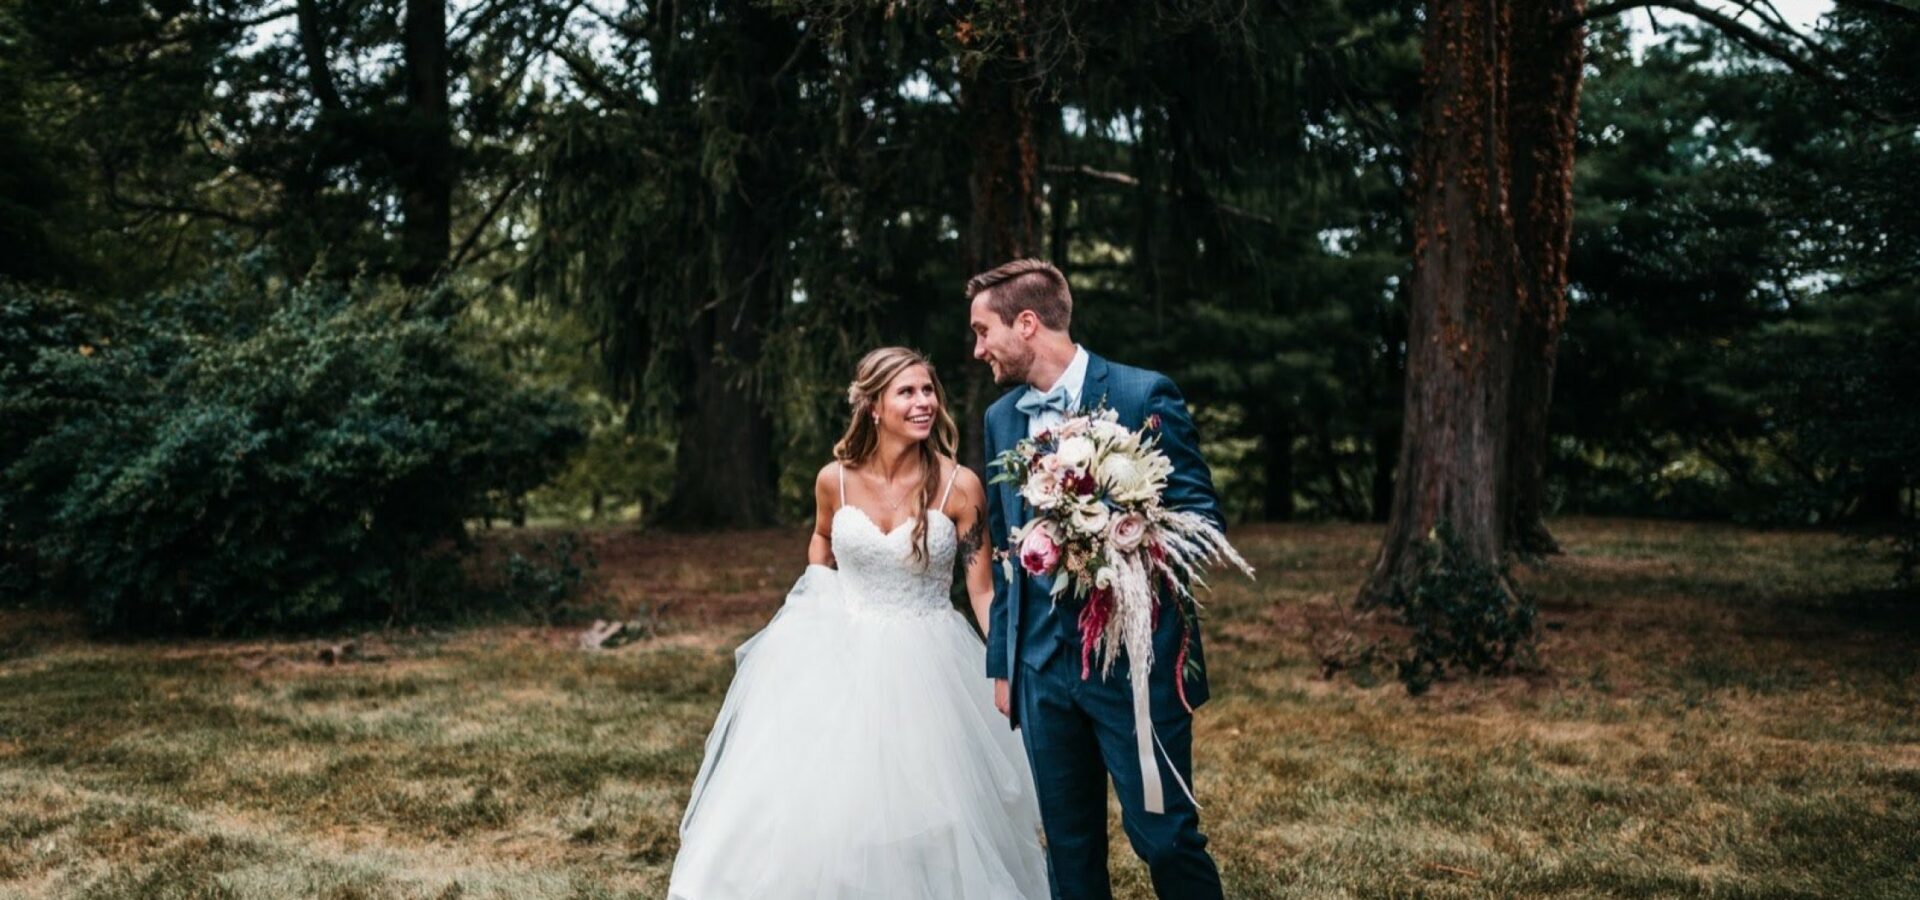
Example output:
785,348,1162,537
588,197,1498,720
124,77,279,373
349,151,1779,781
970,294,1037,387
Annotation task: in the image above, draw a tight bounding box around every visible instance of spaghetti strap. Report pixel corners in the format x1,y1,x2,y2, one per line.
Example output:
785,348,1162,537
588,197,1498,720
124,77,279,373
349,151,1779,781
938,463,961,512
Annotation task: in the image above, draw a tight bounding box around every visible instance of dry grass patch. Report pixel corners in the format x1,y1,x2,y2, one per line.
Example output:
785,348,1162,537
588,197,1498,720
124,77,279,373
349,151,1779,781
2,517,1915,898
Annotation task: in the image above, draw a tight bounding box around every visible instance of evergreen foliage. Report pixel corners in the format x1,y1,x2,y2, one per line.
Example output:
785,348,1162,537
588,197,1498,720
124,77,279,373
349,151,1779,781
0,262,582,633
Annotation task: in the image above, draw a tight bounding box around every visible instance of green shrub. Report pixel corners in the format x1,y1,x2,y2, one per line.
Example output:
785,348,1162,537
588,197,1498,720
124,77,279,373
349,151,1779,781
490,532,601,625
0,267,583,633
1382,520,1538,695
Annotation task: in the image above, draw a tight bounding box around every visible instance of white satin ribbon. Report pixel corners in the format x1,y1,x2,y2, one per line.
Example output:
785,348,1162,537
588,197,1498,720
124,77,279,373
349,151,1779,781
1132,663,1165,814
1132,665,1200,816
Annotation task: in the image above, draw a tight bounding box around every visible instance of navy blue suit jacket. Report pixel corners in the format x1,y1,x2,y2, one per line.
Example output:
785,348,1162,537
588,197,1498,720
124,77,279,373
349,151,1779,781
982,351,1224,729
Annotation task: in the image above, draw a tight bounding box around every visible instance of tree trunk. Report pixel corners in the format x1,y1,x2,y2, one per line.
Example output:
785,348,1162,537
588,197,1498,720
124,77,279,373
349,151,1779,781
1358,0,1523,605
398,0,451,287
663,335,780,528
1264,414,1295,522
1370,420,1398,522
656,0,794,529
959,5,1041,475
1371,275,1409,523
961,13,1041,272
1503,0,1585,556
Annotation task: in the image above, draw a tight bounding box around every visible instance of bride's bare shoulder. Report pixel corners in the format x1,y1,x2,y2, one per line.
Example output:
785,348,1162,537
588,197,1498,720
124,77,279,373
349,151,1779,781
942,458,986,500
814,460,843,502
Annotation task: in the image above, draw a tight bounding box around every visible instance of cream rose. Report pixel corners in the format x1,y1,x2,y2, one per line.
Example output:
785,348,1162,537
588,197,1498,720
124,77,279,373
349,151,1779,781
1070,500,1111,536
1055,435,1096,470
1107,512,1149,551
1091,418,1129,443
1020,471,1063,511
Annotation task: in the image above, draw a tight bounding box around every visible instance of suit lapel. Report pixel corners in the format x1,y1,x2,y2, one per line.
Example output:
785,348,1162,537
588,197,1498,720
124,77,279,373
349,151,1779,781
1082,350,1111,413
1005,401,1032,525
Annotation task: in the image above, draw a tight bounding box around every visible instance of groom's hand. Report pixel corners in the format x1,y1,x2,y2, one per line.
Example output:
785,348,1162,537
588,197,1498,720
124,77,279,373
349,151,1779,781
993,679,1010,718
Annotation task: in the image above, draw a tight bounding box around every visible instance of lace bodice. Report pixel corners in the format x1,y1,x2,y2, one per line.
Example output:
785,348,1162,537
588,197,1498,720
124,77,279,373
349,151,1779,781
831,506,958,618
829,461,962,619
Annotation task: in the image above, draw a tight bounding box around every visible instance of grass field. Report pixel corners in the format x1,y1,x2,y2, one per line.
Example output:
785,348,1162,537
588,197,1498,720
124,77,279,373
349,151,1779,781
2,518,1916,898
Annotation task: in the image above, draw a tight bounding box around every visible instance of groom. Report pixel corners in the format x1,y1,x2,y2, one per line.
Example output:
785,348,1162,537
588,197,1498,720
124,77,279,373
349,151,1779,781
970,259,1225,900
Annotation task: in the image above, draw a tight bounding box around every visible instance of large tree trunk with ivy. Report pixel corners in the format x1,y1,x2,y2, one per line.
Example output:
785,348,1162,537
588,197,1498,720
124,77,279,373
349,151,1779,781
1358,0,1523,606
655,0,793,528
1503,0,1585,556
397,0,451,287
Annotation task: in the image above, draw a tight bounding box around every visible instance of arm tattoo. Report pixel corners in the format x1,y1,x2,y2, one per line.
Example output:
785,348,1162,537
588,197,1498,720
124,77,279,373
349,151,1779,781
957,505,988,567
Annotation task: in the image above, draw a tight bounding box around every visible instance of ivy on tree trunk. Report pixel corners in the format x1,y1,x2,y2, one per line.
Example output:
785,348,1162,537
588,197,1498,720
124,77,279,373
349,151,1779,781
1360,0,1525,606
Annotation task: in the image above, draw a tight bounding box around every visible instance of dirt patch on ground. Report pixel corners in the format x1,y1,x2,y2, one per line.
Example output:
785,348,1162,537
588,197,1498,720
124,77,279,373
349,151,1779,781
573,526,806,631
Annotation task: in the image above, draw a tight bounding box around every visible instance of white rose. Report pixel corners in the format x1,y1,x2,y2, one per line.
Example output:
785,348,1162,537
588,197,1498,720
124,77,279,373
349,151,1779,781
1056,436,1096,470
1021,471,1062,510
1091,418,1128,443
1070,501,1111,536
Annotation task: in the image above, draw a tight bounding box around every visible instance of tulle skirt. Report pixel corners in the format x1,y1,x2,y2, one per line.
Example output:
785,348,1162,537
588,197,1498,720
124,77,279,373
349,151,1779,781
667,565,1049,900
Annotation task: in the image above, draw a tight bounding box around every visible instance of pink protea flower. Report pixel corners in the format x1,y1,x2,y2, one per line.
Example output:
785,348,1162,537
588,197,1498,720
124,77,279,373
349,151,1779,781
1019,521,1063,577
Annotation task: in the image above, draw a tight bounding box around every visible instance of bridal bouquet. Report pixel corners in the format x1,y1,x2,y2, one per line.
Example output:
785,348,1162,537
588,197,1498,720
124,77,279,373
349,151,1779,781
991,407,1253,713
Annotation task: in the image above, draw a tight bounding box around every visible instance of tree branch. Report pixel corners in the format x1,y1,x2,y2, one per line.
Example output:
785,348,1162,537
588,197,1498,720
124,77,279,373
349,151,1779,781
1044,164,1278,227
446,175,526,274
210,5,297,29
551,43,644,111
295,0,343,111
1572,1,1893,124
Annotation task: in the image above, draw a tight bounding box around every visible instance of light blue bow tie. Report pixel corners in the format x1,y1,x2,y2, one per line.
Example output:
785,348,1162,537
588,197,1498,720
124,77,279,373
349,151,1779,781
1016,384,1074,418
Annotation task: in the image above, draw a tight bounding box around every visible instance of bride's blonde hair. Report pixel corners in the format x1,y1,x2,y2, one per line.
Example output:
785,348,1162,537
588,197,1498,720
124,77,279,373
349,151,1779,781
834,347,959,565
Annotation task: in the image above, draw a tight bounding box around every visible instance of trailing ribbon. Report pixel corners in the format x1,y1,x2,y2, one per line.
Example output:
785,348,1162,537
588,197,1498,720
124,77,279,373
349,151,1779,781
1133,661,1164,813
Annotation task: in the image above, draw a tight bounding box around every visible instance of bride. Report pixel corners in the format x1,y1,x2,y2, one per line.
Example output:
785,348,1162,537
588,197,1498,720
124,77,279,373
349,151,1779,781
666,347,1050,900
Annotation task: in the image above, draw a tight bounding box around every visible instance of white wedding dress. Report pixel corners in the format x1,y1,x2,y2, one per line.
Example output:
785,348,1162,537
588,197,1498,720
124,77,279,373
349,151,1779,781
666,467,1049,900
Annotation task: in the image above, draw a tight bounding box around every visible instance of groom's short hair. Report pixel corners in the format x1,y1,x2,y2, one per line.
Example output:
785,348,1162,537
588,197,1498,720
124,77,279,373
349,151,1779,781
966,259,1072,331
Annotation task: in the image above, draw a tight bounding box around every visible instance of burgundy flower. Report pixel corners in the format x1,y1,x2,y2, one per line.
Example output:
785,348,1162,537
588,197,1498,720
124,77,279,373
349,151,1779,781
1078,587,1113,680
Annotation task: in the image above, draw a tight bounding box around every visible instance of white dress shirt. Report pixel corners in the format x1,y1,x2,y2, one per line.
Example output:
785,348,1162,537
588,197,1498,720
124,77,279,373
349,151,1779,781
1026,345,1089,439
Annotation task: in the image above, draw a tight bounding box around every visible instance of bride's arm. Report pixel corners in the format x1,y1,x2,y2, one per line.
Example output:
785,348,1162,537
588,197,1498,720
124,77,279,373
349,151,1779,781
948,467,994,635
809,463,838,567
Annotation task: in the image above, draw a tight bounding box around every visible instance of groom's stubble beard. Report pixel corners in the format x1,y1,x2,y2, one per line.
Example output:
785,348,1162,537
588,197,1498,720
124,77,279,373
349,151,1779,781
993,342,1037,387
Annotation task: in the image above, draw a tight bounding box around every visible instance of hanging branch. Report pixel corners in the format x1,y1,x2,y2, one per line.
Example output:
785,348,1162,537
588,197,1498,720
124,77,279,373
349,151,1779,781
1571,0,1896,124
1045,164,1278,227
445,174,526,275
